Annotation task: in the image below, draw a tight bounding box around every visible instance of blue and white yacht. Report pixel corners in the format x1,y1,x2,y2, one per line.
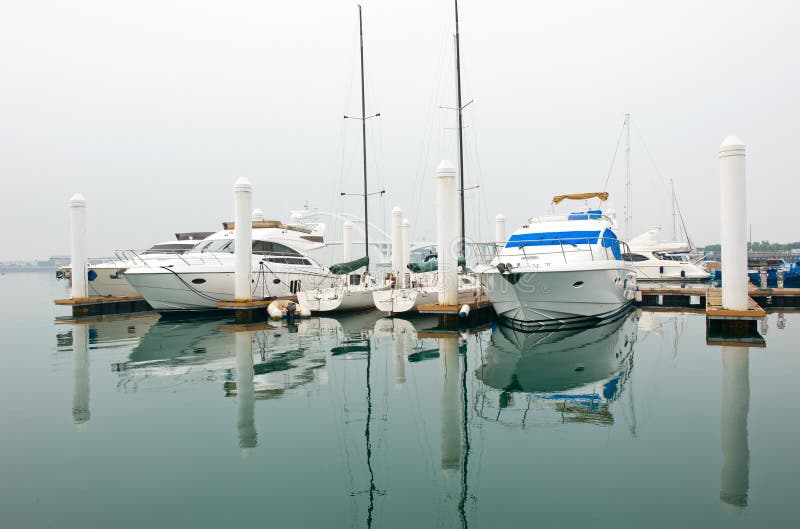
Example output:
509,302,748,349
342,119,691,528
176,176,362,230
476,193,637,329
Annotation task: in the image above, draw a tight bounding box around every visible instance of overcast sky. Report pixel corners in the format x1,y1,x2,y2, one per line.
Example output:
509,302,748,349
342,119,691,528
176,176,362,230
1,0,797,260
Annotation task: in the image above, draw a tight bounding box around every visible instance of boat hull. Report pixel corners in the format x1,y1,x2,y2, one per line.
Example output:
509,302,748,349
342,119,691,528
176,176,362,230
372,288,438,315
298,287,378,313
479,263,637,328
632,261,709,281
125,267,329,311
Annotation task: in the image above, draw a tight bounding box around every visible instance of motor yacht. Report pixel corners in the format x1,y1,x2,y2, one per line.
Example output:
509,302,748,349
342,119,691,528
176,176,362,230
124,219,330,311
57,233,212,297
475,193,637,329
625,227,709,281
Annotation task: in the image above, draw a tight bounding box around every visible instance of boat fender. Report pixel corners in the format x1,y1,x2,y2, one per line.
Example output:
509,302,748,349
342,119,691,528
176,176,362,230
459,304,470,319
634,290,643,303
87,269,97,281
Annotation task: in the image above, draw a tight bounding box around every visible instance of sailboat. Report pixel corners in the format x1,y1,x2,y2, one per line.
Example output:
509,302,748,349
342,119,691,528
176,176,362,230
372,0,483,316
299,6,383,313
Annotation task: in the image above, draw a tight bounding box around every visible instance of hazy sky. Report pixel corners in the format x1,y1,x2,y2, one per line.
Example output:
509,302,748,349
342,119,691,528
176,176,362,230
1,0,798,260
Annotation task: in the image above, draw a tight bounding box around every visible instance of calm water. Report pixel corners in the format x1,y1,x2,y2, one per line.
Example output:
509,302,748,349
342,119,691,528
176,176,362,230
1,273,799,529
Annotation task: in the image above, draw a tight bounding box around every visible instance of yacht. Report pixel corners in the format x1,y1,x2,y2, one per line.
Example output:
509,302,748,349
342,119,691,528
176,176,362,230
625,227,710,281
475,193,637,329
57,233,211,298
124,219,330,311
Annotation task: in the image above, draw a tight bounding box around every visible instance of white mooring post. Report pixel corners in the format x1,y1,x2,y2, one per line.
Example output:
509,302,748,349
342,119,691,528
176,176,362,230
401,218,411,288
342,220,353,262
69,194,88,299
495,213,506,248
719,137,748,311
391,207,403,278
720,346,750,509
234,178,253,302
436,160,458,305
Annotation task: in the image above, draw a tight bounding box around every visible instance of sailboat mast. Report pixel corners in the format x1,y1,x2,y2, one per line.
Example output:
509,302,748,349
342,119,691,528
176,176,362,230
670,178,676,241
624,113,631,241
454,0,466,258
358,5,370,272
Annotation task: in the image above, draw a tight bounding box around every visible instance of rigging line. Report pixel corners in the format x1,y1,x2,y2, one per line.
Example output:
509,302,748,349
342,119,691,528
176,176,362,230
631,120,694,243
602,117,627,191
411,28,452,231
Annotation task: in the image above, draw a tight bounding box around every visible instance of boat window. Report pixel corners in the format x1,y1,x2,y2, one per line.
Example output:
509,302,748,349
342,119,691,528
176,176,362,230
622,253,649,262
192,240,234,253
252,241,302,256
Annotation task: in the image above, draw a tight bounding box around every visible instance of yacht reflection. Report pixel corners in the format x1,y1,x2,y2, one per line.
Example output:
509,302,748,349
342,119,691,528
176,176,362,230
476,312,638,426
720,346,749,509
111,316,330,399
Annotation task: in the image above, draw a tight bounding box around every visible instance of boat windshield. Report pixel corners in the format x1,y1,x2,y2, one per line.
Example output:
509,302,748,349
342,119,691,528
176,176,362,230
189,239,305,257
144,243,196,255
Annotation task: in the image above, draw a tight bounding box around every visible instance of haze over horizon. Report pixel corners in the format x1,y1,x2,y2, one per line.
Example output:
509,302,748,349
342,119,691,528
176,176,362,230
1,0,797,260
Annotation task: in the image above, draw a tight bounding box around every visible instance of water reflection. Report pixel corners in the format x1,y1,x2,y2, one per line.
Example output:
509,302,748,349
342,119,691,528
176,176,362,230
720,346,750,509
440,335,462,474
72,323,90,427
235,330,257,453
476,312,638,427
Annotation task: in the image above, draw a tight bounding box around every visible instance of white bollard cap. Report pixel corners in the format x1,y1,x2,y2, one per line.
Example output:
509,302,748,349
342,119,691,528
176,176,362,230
719,136,745,157
436,159,457,178
69,193,86,207
234,177,253,192
402,218,410,227
343,220,353,228
251,208,265,221
495,213,505,221
392,206,403,216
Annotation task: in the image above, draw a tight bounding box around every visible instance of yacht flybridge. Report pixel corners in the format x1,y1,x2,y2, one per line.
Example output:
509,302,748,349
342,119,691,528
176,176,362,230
124,219,330,311
476,193,637,329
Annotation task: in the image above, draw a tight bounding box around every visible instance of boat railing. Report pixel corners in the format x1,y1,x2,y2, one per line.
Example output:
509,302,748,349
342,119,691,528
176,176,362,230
474,237,631,267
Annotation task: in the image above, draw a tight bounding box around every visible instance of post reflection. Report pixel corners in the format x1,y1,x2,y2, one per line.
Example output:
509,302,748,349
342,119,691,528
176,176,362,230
235,330,257,452
72,323,90,427
439,335,462,474
720,345,749,509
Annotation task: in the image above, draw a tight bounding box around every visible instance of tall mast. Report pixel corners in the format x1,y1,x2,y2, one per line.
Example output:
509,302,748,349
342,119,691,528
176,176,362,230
454,0,466,258
624,113,631,241
358,5,370,272
670,178,676,241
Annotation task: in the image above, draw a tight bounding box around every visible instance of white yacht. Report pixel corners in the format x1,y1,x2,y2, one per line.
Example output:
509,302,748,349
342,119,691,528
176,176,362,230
625,227,709,281
476,193,637,329
57,234,210,298
124,220,330,311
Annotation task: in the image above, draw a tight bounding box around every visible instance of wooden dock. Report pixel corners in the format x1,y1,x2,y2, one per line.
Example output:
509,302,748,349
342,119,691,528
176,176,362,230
54,295,151,317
